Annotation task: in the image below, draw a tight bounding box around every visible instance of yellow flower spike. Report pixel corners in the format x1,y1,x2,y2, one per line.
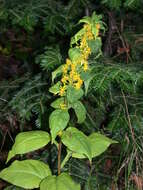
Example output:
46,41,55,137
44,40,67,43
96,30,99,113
60,20,99,92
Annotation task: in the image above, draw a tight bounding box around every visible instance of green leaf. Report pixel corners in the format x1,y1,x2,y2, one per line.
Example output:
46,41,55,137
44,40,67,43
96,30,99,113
49,109,70,143
68,48,81,62
124,0,140,9
72,101,86,123
51,97,65,109
0,160,51,189
67,86,84,103
81,68,96,95
36,47,62,72
70,28,85,46
79,16,91,24
61,127,92,161
72,133,118,159
88,38,102,54
7,131,50,163
49,81,61,95
40,172,80,190
89,133,118,158
52,65,63,83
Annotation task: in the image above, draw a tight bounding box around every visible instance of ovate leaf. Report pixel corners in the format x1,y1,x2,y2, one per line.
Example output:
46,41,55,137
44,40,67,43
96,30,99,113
0,160,51,189
67,86,84,103
40,173,80,190
61,127,92,161
51,97,65,109
49,109,70,143
72,101,86,123
7,131,50,163
89,133,118,158
72,133,118,159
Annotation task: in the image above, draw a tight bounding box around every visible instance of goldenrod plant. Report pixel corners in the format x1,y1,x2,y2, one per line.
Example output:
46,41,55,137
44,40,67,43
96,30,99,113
0,12,117,190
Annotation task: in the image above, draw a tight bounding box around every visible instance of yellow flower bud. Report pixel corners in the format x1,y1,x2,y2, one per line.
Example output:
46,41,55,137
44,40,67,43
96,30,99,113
66,58,72,66
60,103,67,110
96,23,100,30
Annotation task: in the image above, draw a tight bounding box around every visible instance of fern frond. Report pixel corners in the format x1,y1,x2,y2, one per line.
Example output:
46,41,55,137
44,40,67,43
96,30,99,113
9,74,51,123
35,46,62,72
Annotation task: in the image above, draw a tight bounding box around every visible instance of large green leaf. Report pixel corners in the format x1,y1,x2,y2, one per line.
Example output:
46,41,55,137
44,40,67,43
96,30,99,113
0,160,51,189
72,133,118,159
72,101,86,123
7,131,50,163
40,172,80,190
49,109,70,143
61,127,92,161
67,86,84,104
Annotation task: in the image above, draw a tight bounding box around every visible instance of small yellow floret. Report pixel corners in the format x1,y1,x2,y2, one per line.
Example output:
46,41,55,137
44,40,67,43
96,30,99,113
63,65,68,74
74,78,83,89
61,75,68,84
83,61,88,71
59,86,66,96
96,23,100,30
66,58,72,66
58,130,63,137
60,103,67,110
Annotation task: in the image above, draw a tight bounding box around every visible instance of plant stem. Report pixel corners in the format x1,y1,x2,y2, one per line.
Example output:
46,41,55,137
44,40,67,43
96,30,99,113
61,151,72,169
58,141,62,175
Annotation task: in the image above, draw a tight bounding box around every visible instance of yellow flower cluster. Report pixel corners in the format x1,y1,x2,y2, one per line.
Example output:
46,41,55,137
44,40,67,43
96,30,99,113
59,23,100,98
